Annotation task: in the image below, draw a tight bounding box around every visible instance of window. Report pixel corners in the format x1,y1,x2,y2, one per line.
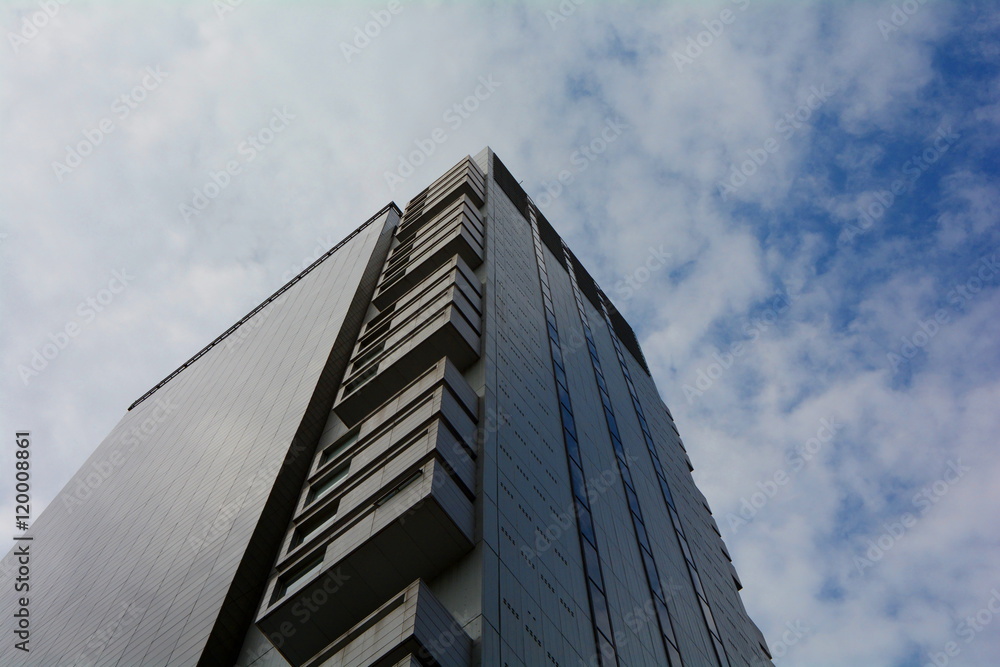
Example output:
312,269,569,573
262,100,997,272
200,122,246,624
343,365,378,396
577,502,596,547
374,469,423,507
582,539,603,589
272,553,324,603
350,342,385,373
291,498,341,549
319,430,359,468
306,463,349,505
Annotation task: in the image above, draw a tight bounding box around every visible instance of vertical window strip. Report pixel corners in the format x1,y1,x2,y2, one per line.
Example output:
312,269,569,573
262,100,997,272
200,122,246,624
559,239,683,667
526,205,620,667
595,291,731,667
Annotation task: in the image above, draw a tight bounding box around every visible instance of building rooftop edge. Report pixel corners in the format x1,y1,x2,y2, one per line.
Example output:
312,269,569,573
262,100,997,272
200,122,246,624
127,202,402,412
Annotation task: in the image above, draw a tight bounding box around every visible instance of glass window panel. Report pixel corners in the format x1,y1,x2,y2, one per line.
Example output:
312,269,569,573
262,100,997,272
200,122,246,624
590,585,613,640
291,498,341,549
596,630,617,667
577,502,596,546
554,361,568,390
306,462,349,505
662,479,676,510
642,549,662,600
618,462,634,490
655,597,676,647
560,405,575,434
558,383,572,410
700,596,719,636
583,539,603,589
634,518,651,553
274,554,323,602
319,430,359,467
625,484,643,519
565,429,581,464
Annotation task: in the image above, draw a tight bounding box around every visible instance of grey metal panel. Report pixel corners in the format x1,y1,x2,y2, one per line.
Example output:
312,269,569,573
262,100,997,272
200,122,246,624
0,209,396,667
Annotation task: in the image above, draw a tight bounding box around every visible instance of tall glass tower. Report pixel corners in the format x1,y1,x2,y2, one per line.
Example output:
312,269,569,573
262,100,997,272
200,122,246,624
1,149,771,667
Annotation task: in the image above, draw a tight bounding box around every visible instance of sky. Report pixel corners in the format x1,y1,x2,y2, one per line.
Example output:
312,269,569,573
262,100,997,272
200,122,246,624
1,1,998,665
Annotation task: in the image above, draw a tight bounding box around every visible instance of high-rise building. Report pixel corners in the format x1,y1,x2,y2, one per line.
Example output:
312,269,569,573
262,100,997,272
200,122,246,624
2,149,771,667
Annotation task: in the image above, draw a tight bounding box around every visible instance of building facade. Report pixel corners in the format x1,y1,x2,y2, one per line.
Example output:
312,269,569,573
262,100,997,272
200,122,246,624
1,149,771,667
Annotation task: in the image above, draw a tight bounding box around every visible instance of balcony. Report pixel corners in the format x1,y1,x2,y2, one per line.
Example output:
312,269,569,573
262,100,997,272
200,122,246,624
375,196,484,310
398,157,485,242
256,458,474,666
335,259,481,425
302,579,471,667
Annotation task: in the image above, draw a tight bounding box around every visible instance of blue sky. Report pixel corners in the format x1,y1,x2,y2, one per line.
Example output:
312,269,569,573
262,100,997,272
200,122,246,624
2,1,998,665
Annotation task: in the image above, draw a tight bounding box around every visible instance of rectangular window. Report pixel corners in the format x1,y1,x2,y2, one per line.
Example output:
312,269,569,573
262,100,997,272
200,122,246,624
576,502,596,547
560,405,575,434
374,469,423,507
564,429,581,464
641,549,662,600
553,362,568,391
589,584,613,640
655,597,677,648
583,538,603,589
557,383,572,411
306,462,349,505
319,430,359,468
569,460,588,507
625,484,643,519
272,553,324,603
661,478,676,510
291,498,341,549
634,520,652,554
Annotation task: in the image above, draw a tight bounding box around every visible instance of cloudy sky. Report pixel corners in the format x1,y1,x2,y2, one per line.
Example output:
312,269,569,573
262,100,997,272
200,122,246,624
2,1,998,664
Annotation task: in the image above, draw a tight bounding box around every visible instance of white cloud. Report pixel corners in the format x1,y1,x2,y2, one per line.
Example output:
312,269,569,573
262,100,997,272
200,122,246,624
2,1,997,665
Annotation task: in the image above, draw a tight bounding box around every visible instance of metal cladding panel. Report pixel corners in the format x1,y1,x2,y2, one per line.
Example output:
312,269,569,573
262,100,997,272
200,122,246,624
482,148,769,666
480,168,597,667
0,209,396,667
